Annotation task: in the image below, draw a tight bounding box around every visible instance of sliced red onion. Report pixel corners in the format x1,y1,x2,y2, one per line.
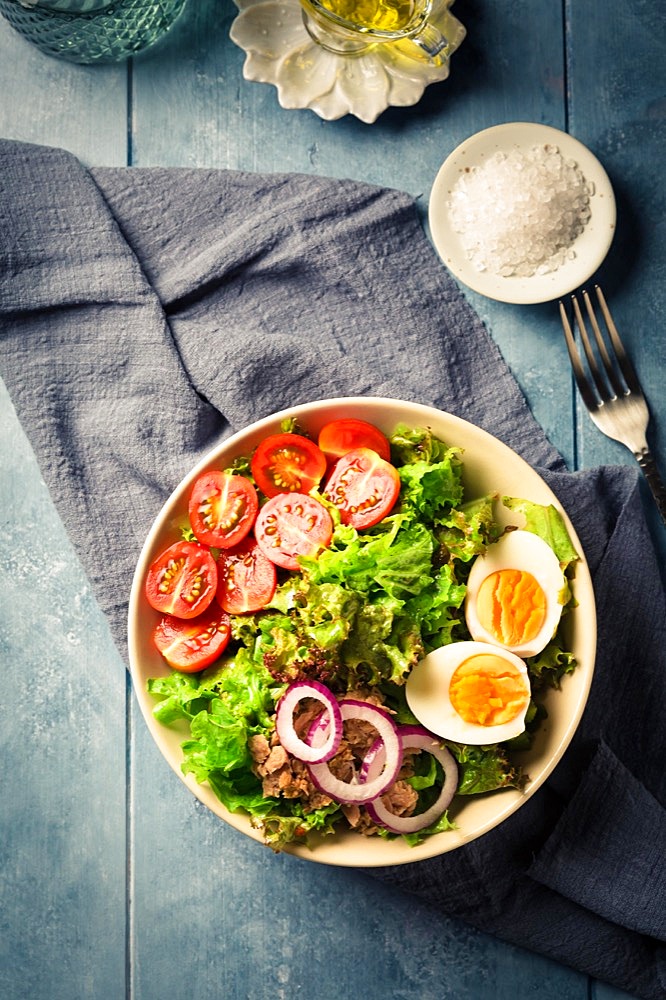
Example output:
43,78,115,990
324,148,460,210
275,681,343,764
363,725,458,835
306,710,329,749
307,700,403,805
359,735,385,783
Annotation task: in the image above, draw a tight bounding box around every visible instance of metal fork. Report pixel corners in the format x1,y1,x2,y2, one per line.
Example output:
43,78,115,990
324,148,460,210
559,285,666,525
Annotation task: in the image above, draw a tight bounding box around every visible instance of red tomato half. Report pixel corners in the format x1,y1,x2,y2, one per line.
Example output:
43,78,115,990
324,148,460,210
216,537,278,614
324,448,401,529
318,418,391,463
144,540,217,619
153,605,231,672
254,493,333,570
251,433,327,498
188,471,258,549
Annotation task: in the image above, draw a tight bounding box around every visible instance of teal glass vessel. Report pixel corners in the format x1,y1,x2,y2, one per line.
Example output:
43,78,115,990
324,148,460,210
0,0,187,63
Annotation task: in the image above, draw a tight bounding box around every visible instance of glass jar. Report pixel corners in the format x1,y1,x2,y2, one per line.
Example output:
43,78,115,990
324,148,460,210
0,0,187,63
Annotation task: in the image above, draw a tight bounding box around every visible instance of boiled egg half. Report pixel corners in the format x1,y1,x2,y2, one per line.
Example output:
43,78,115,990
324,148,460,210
406,641,531,744
464,529,567,659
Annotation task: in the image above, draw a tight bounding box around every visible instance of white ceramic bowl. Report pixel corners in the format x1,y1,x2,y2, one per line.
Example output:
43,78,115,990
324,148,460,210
128,397,596,868
428,122,616,304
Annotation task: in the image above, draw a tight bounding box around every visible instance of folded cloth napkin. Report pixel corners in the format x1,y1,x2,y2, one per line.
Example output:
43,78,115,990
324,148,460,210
1,139,664,1000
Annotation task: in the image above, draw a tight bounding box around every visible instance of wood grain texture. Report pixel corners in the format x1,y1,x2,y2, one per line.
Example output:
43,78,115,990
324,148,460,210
0,18,127,166
1,0,662,997
0,382,128,1000
566,0,666,573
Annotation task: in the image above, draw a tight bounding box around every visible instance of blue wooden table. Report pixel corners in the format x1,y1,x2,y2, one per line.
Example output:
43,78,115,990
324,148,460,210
1,2,664,998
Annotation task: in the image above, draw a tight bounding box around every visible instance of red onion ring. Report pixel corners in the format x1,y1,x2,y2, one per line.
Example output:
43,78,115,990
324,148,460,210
363,725,458,835
359,735,385,784
306,710,329,749
307,700,403,805
275,681,343,764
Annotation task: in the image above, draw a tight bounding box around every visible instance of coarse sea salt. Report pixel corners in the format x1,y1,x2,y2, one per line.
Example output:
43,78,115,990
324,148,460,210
447,143,593,278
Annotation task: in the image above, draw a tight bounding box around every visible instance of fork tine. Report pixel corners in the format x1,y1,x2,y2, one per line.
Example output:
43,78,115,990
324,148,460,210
582,289,626,398
594,286,643,395
570,293,609,401
559,299,599,410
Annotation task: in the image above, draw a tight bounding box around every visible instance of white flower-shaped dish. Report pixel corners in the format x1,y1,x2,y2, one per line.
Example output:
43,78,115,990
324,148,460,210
229,0,466,123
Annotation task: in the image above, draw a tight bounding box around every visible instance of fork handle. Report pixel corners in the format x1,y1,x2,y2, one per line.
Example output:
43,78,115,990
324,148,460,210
636,449,666,526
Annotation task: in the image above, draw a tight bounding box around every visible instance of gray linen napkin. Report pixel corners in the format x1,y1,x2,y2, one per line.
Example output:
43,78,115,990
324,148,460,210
1,139,664,1000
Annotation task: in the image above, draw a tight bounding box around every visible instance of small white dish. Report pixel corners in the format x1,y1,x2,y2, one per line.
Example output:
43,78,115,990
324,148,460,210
428,122,616,304
229,0,466,124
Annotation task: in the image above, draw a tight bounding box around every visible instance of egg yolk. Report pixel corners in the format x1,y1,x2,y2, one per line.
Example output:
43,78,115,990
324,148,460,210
475,569,547,646
449,653,530,727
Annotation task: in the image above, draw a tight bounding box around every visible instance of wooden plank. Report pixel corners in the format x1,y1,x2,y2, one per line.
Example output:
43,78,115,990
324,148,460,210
0,19,130,1000
566,0,666,569
0,15,127,166
0,380,127,1000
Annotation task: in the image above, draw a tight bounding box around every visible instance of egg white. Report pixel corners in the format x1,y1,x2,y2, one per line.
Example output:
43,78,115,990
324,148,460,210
406,640,531,745
464,529,566,658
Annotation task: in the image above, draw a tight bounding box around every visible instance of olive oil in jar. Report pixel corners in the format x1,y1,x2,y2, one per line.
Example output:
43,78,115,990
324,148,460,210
319,0,419,32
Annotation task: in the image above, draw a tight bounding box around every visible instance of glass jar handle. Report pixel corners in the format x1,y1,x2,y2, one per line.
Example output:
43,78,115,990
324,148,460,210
404,21,452,64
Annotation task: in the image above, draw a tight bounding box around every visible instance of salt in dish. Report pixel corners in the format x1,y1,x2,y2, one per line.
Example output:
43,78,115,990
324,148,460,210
428,122,616,305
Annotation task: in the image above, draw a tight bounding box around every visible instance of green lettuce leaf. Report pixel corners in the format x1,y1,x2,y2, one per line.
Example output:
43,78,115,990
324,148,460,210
147,671,215,725
207,769,276,817
445,742,526,794
400,809,457,846
181,700,254,781
398,458,464,523
436,495,501,564
287,515,460,686
527,641,578,690
403,562,466,651
260,802,342,852
304,517,436,601
502,497,579,570
390,423,460,467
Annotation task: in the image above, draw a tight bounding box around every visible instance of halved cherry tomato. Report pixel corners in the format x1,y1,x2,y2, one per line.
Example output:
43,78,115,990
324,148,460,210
188,471,258,549
216,537,277,614
324,447,401,529
144,540,217,619
254,493,333,570
318,418,391,463
250,433,327,498
152,605,231,672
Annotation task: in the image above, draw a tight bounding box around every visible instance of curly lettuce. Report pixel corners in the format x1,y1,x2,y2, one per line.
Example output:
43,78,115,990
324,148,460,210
502,496,579,572
445,742,526,795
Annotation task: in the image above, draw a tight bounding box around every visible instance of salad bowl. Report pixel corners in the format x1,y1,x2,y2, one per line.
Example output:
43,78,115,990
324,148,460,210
128,397,596,868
